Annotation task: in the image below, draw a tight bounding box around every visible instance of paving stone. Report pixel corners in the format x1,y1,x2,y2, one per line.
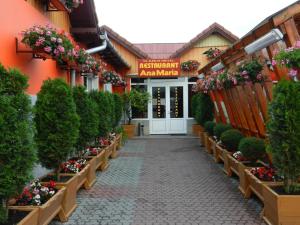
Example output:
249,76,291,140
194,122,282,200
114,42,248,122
51,137,265,225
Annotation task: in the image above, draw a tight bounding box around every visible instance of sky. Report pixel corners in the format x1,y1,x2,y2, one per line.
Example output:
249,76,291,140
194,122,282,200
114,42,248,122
95,0,297,44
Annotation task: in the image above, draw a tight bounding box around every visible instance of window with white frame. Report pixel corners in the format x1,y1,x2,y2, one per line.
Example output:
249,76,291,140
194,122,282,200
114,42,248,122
131,78,148,119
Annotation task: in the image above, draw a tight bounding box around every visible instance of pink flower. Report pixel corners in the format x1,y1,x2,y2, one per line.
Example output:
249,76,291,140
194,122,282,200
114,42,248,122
46,31,52,36
53,49,60,56
271,59,277,66
256,73,263,80
295,41,300,49
57,38,63,44
57,45,65,53
288,68,298,77
44,46,52,53
51,37,57,42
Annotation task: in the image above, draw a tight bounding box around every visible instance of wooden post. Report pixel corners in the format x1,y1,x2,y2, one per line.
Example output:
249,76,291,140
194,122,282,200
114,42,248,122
284,18,300,47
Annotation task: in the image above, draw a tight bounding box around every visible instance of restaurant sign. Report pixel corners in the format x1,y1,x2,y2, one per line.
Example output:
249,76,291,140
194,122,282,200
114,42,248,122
138,59,180,78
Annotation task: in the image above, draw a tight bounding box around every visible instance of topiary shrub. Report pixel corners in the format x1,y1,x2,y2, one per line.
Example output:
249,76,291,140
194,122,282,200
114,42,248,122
89,91,110,137
192,93,214,126
113,93,123,129
35,78,79,181
72,86,99,154
0,64,35,223
213,123,232,140
220,129,244,152
204,121,216,136
267,79,300,194
238,137,266,162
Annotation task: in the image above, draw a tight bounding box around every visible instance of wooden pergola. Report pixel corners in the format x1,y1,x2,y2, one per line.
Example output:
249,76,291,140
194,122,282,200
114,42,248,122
197,1,300,138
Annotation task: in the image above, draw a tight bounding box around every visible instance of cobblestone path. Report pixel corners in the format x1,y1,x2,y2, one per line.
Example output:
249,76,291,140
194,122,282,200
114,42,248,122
51,137,265,225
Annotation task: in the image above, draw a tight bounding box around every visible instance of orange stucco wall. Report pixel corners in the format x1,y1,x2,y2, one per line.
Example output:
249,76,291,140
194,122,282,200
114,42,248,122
0,0,70,95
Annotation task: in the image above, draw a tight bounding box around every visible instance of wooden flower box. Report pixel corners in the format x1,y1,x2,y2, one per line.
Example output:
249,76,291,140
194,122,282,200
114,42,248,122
60,164,90,191
203,132,208,149
213,144,232,175
111,139,118,159
9,186,66,225
244,169,282,202
41,175,77,219
192,124,204,136
6,208,39,225
263,184,300,225
227,154,240,177
213,143,223,163
207,137,215,154
116,134,122,150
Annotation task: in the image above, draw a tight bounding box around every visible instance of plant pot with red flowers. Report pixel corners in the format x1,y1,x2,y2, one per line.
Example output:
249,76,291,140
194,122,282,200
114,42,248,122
203,121,216,154
9,180,67,225
262,80,300,225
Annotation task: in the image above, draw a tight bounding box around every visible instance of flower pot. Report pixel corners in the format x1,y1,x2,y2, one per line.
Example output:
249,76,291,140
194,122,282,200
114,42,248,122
6,208,39,225
9,187,66,225
263,184,300,225
84,156,97,189
207,137,215,154
192,124,204,136
100,146,111,171
213,143,224,163
60,164,90,191
244,169,281,202
227,154,240,177
122,124,135,139
116,133,122,150
110,139,118,159
41,175,77,219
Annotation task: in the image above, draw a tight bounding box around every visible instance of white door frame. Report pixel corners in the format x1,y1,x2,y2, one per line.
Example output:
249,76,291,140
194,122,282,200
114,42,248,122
149,78,188,134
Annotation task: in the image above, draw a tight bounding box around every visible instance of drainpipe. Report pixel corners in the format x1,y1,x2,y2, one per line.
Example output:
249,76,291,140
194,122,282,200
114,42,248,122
86,32,108,54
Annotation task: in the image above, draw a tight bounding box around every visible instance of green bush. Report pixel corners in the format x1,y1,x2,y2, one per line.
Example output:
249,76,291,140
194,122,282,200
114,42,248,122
204,121,216,136
72,86,99,153
220,129,244,152
105,92,115,131
113,93,123,128
267,79,300,194
238,137,266,162
35,79,79,180
89,91,110,137
213,123,232,140
0,65,35,223
191,93,214,126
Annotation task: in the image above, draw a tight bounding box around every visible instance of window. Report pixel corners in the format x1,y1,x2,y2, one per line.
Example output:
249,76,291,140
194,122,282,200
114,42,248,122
131,79,148,119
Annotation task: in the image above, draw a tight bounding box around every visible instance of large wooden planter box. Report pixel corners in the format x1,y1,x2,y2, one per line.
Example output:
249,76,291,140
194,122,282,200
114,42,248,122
203,132,208,148
214,144,231,175
9,187,66,225
263,184,300,225
199,131,205,147
244,169,281,202
41,175,77,219
6,208,39,225
192,124,204,136
122,124,135,139
61,164,90,191
207,137,215,154
227,154,240,177
116,134,122,150
213,143,223,163
111,139,118,159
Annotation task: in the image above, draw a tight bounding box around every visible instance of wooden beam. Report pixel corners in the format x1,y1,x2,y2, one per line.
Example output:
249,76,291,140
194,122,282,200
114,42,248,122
284,18,300,47
71,27,98,34
273,3,300,26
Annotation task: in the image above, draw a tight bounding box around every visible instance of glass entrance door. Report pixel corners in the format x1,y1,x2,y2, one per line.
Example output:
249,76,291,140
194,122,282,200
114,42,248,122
150,84,186,134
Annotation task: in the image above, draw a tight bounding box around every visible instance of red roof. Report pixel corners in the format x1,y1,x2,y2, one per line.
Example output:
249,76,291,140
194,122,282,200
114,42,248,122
134,43,185,59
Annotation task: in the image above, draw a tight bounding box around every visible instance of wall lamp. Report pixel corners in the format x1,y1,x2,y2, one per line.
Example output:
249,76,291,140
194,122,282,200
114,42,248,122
244,28,283,54
211,62,225,72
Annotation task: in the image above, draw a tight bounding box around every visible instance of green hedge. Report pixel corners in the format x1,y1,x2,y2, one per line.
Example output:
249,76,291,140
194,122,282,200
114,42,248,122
213,123,232,140
204,121,216,136
113,93,123,128
191,93,214,126
220,129,244,152
238,137,266,162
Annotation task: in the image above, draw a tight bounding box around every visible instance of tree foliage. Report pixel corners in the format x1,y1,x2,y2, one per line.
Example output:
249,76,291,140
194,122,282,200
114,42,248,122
72,86,99,153
35,79,79,178
191,93,214,126
267,80,300,194
113,93,123,129
0,64,35,223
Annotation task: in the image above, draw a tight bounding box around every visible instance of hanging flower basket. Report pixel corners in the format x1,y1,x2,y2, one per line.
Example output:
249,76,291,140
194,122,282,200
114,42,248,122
101,71,126,86
180,60,200,72
203,47,222,60
64,0,84,11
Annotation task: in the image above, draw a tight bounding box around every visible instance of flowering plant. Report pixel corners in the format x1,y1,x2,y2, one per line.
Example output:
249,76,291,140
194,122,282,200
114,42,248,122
273,41,300,79
84,146,102,156
65,0,84,11
61,158,86,173
250,166,281,182
180,60,200,72
203,48,222,60
235,60,265,84
98,137,111,147
232,151,247,161
102,71,126,86
76,49,100,73
16,180,56,206
217,71,237,89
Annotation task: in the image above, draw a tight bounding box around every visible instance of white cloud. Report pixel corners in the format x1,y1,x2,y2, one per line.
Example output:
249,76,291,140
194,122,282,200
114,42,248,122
95,0,297,43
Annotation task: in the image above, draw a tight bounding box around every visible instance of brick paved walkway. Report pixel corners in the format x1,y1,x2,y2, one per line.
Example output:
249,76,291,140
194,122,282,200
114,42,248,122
51,137,265,225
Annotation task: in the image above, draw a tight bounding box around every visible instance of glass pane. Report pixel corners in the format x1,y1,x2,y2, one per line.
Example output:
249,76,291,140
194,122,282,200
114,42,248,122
152,87,166,118
170,86,183,118
132,85,148,118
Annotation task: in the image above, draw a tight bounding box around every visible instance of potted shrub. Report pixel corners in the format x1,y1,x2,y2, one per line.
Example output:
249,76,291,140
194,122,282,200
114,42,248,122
236,137,267,195
263,80,300,225
122,89,150,138
203,121,216,154
220,129,244,176
191,93,214,140
35,78,80,219
0,65,37,225
213,123,232,163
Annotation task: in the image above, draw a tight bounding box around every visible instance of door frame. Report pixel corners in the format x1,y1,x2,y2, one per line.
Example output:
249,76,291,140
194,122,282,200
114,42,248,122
149,78,188,134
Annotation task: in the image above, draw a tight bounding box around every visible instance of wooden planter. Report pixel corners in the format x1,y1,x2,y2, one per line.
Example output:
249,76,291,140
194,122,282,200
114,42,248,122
122,124,135,138
213,143,223,163
263,184,300,225
111,139,118,159
116,134,122,150
207,137,215,154
60,164,90,191
227,154,240,177
244,169,281,202
192,124,204,136
41,175,77,219
199,131,205,147
85,156,97,189
9,187,66,225
6,208,39,225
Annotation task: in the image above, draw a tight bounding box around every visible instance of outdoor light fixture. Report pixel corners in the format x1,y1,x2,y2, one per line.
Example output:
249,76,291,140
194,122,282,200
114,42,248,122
244,29,283,54
211,62,225,72
197,73,205,79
